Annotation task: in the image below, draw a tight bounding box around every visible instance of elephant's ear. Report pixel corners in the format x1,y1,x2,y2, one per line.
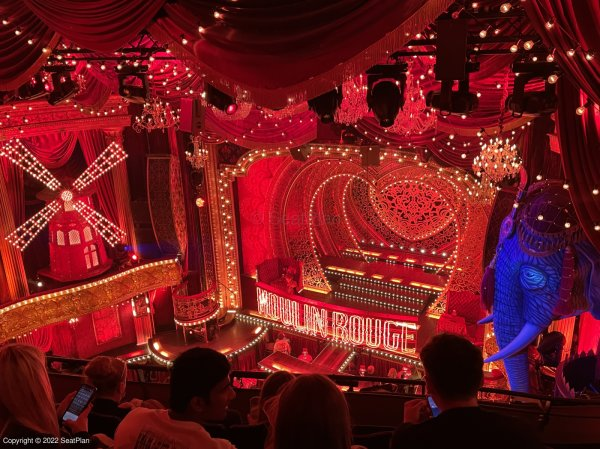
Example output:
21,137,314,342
574,241,600,319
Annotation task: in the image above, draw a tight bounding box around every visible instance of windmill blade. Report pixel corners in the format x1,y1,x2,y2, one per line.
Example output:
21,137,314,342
73,141,127,192
0,140,62,191
5,200,62,251
73,200,126,247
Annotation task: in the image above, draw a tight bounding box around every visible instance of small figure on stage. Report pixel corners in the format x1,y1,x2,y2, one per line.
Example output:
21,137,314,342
273,332,292,355
298,347,313,363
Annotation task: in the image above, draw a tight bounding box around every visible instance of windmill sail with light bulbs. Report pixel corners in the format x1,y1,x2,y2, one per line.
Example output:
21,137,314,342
0,139,127,282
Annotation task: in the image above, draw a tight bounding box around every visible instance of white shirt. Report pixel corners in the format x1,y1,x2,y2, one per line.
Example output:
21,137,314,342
114,408,236,449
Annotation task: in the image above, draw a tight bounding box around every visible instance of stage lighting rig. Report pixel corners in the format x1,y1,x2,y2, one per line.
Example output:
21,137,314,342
118,65,149,104
366,62,408,127
426,61,479,116
308,87,343,123
18,74,47,100
204,84,237,115
506,61,559,117
45,66,79,106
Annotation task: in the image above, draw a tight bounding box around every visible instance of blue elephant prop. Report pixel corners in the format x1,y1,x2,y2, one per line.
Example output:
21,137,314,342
480,181,600,392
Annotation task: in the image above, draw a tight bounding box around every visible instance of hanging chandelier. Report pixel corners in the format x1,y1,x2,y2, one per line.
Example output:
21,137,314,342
473,136,522,183
132,97,179,133
186,135,209,170
388,72,437,135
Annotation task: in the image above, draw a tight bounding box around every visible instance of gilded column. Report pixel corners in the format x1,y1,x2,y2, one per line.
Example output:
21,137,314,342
204,142,241,309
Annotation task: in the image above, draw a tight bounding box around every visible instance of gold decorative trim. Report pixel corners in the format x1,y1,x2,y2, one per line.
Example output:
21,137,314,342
0,259,182,342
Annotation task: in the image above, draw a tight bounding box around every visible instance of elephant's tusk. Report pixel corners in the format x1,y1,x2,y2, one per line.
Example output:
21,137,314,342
484,322,545,362
478,314,494,325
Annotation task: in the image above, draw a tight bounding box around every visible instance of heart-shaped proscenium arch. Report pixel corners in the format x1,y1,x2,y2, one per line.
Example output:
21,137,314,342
369,180,455,242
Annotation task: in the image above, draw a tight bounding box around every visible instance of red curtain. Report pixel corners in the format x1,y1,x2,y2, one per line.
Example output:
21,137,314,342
78,130,119,224
151,0,454,108
0,3,59,90
525,0,600,106
22,132,78,169
22,0,167,52
557,80,600,251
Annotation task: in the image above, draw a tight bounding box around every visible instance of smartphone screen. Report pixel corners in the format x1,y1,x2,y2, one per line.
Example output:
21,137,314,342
62,384,96,422
427,396,440,417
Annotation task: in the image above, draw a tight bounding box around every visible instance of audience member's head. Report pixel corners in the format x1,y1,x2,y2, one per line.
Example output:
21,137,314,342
277,332,286,341
366,365,375,376
275,374,352,449
258,370,294,423
420,333,483,403
84,356,127,401
0,344,59,437
387,367,398,379
169,348,235,422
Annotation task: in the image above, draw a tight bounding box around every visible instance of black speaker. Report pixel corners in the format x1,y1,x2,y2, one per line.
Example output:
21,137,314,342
360,146,380,167
290,147,312,162
435,19,468,81
179,98,204,134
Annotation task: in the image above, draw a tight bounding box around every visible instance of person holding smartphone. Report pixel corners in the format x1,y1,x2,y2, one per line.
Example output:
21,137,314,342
0,344,96,448
390,334,545,449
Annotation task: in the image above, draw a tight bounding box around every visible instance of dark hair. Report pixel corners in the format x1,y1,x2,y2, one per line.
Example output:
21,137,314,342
169,348,230,413
84,356,126,396
420,333,483,401
275,374,352,449
258,371,294,422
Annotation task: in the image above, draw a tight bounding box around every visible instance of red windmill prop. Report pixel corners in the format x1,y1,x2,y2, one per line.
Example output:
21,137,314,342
1,139,127,282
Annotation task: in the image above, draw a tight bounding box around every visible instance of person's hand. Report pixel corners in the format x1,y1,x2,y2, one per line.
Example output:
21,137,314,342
403,399,431,424
63,402,91,434
56,391,77,419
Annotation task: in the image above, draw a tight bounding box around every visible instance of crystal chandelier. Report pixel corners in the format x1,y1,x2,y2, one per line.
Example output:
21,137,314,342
132,97,179,133
186,135,209,170
388,72,436,135
473,137,522,183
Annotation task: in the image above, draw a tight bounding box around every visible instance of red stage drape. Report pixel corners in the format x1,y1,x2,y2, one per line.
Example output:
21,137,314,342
0,3,59,90
22,0,167,52
525,0,600,106
78,130,119,224
151,0,454,108
22,132,78,169
557,80,600,251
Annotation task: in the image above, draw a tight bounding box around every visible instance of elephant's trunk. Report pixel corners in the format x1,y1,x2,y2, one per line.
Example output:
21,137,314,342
501,352,530,392
484,322,545,362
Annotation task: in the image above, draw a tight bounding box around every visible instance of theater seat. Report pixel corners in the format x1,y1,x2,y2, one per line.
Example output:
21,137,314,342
352,431,394,449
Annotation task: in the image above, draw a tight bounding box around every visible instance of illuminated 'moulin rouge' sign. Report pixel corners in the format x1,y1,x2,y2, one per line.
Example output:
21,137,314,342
256,285,417,353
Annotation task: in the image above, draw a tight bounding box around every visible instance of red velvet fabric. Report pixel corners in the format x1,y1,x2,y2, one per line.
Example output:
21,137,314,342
525,0,600,105
556,80,600,250
22,132,78,169
0,3,58,90
23,0,167,52
152,0,454,107
78,130,119,224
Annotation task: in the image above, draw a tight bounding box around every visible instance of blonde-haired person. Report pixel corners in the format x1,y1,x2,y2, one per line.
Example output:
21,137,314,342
0,344,92,447
272,374,365,449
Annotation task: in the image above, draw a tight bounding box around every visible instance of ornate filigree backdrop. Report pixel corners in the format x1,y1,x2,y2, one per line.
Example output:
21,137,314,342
227,145,490,315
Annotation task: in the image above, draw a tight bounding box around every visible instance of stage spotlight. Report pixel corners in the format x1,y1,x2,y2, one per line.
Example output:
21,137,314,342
18,74,47,100
506,62,559,117
366,63,408,127
307,87,343,123
204,83,237,113
118,65,148,104
47,68,79,106
426,62,479,116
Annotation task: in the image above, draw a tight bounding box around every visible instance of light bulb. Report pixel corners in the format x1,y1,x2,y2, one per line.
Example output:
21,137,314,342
524,40,534,50
593,188,599,195
536,174,543,181
567,49,576,57
576,105,586,115
510,44,518,53
585,52,594,61
564,222,571,229
181,36,188,45
546,53,555,62
545,20,554,29
479,29,487,38
537,215,544,221
547,74,558,84
500,3,512,13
